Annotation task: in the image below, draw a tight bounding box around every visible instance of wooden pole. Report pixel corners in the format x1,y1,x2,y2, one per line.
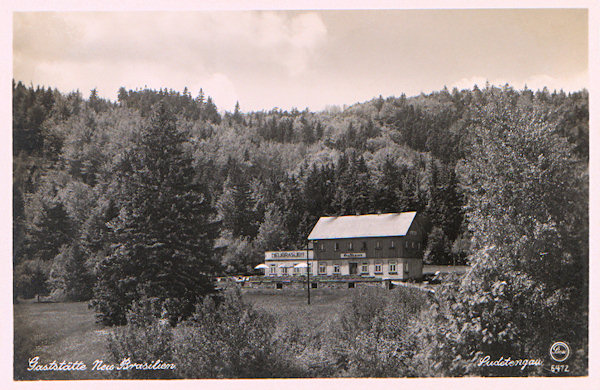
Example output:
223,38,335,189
307,240,311,305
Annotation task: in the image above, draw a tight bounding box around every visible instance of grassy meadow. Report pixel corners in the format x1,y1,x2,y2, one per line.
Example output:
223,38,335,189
14,287,375,380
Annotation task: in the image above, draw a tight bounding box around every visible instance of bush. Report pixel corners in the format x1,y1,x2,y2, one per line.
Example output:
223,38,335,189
345,287,430,377
106,288,302,379
327,287,430,377
173,288,300,378
106,297,176,379
14,260,50,301
271,313,339,377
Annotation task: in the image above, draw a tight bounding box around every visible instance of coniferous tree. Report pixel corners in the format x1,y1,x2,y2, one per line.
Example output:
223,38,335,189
92,102,218,325
232,101,243,124
217,161,258,239
51,244,94,301
26,201,73,263
372,157,400,213
254,203,287,253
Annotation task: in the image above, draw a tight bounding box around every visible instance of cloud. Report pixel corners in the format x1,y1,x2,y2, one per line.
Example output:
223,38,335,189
14,11,328,103
13,10,586,112
13,12,329,111
253,12,327,75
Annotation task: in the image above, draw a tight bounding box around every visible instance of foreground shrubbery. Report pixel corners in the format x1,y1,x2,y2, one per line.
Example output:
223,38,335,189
106,298,176,379
173,289,302,378
341,287,430,377
107,289,302,379
106,274,588,378
106,286,431,379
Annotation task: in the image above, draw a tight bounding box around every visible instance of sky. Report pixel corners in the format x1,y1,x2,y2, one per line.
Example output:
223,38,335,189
13,8,588,112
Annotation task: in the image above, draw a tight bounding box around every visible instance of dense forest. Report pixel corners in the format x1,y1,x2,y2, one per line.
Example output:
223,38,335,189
13,80,588,374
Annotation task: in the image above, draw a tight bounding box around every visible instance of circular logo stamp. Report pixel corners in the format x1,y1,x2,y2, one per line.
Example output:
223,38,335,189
550,341,570,362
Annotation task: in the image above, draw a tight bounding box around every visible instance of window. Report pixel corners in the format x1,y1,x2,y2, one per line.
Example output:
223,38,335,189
333,264,341,274
282,267,288,275
320,242,325,251
311,282,318,289
417,242,421,250
375,263,382,273
276,283,283,289
390,240,395,249
412,242,415,249
293,264,299,275
348,282,355,289
375,241,381,250
389,261,397,274
361,263,369,273
270,265,277,275
405,241,409,249
410,230,417,236
334,242,340,251
404,262,409,272
348,241,353,250
361,241,367,250
319,262,327,275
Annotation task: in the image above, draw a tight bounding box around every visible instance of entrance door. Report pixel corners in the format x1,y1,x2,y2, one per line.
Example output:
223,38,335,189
349,262,358,275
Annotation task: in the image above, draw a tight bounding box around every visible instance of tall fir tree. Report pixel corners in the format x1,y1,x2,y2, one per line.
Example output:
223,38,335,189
92,102,218,325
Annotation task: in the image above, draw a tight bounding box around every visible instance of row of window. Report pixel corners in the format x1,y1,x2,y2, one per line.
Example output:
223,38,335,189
268,261,409,275
315,261,404,274
269,264,308,275
319,241,421,251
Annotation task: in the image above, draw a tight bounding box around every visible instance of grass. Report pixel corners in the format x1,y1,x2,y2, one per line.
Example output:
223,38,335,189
13,287,388,380
14,300,111,380
243,288,351,331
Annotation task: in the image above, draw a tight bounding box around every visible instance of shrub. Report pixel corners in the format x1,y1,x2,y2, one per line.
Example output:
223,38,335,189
173,288,300,378
332,286,430,377
272,313,339,377
106,297,176,379
14,260,50,301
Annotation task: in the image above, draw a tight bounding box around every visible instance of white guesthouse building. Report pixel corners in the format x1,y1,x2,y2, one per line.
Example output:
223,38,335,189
262,212,425,281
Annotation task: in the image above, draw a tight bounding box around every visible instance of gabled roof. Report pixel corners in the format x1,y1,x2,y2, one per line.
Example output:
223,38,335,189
307,212,418,240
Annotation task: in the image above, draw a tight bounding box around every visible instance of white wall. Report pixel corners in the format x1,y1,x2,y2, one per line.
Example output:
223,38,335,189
265,258,422,279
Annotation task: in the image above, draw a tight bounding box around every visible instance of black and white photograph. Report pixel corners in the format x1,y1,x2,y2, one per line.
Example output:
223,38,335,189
6,0,596,386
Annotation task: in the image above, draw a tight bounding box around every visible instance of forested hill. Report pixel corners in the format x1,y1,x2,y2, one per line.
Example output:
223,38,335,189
13,80,588,299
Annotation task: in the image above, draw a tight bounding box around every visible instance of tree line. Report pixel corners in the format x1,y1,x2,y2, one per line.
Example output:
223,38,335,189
13,80,588,341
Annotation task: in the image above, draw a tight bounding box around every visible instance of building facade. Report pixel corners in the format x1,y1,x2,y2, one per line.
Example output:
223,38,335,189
262,212,425,281
263,250,314,277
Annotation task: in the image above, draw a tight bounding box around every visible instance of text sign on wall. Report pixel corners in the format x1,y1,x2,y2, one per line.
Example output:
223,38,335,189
341,253,366,259
265,250,313,260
